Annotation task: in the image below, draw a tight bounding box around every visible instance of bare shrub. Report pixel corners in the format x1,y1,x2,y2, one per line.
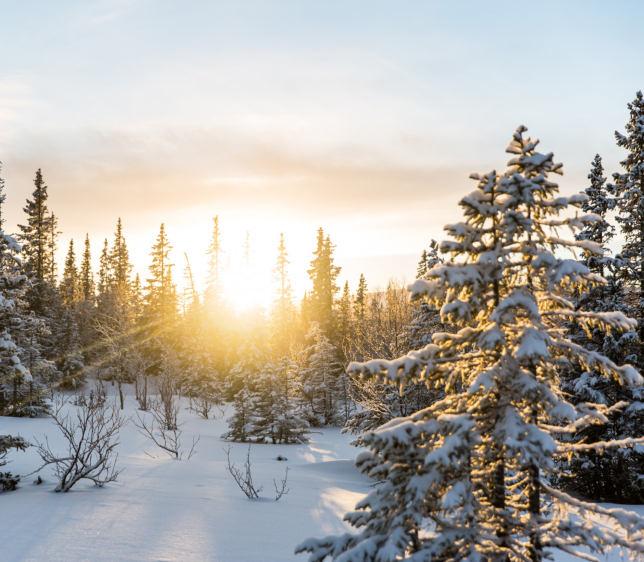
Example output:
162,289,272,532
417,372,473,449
134,398,198,460
225,445,289,502
134,373,150,411
35,395,124,492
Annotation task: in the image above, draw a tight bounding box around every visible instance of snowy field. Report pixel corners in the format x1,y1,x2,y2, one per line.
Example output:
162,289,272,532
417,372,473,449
1,385,641,562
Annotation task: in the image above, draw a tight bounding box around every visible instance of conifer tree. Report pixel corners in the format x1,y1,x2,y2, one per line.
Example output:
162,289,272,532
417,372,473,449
205,215,222,305
221,386,254,442
300,323,344,426
558,154,644,502
144,223,177,326
0,191,49,417
18,169,56,315
182,253,199,314
79,234,94,302
60,240,79,307
354,273,367,324
47,212,59,285
273,233,296,351
57,239,85,386
76,234,96,357
610,90,644,370
307,228,341,337
297,126,644,561
248,357,309,444
336,281,352,355
109,218,132,309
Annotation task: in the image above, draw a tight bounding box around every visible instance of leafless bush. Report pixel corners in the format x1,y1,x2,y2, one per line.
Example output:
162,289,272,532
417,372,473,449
134,398,198,460
157,373,178,430
135,373,150,411
35,395,124,492
273,467,290,501
225,445,289,502
189,396,223,420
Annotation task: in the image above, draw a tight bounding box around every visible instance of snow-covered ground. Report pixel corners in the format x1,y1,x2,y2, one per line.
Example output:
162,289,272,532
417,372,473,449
1,386,641,562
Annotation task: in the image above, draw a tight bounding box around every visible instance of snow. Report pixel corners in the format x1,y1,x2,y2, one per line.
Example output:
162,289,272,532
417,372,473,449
0,384,368,562
1,384,641,562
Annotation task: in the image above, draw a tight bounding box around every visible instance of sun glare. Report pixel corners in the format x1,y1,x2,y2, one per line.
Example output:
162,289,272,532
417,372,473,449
220,263,274,313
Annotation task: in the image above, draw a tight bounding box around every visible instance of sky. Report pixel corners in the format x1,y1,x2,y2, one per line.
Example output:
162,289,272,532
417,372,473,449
0,0,643,307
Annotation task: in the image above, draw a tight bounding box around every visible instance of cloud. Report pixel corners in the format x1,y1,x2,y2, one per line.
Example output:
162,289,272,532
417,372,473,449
4,127,472,227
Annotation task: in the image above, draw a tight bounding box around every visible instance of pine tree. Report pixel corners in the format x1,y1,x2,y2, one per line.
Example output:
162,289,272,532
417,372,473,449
273,233,296,351
307,228,341,337
56,239,85,386
182,253,199,314
610,90,644,370
354,273,367,324
46,212,59,285
18,169,56,315
76,234,96,358
60,240,80,307
144,223,177,326
109,218,133,309
558,154,644,502
297,126,644,561
221,386,254,442
300,323,344,426
0,195,49,417
336,281,352,355
248,357,309,444
205,215,222,306
79,234,94,302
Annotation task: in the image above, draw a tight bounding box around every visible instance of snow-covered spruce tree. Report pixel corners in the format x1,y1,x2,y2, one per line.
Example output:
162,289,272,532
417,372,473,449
297,126,644,562
557,154,643,502
0,230,35,416
248,357,309,444
300,322,344,427
0,176,50,417
221,386,255,442
610,90,644,370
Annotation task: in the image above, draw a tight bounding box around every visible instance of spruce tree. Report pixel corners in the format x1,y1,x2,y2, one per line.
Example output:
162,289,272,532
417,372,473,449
60,240,79,307
18,169,55,315
558,154,644,502
0,196,49,417
79,234,94,302
610,90,644,370
307,228,341,337
336,281,352,355
46,212,59,285
300,323,344,426
144,223,177,326
76,234,96,358
273,233,296,351
248,357,309,444
109,218,133,310
354,273,367,324
297,126,644,561
205,215,222,306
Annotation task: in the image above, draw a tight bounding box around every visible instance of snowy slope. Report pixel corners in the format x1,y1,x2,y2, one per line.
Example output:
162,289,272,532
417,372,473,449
0,386,641,562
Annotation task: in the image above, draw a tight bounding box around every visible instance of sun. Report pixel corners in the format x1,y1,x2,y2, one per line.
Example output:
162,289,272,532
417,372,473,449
221,266,274,313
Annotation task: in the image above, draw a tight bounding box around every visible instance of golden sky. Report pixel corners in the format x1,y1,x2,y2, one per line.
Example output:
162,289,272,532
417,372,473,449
1,1,642,305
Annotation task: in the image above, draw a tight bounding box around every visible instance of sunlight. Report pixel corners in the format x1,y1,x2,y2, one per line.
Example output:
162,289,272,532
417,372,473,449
221,263,273,313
